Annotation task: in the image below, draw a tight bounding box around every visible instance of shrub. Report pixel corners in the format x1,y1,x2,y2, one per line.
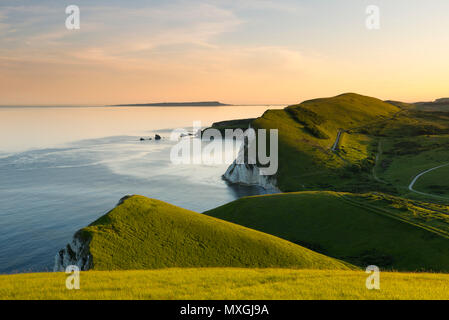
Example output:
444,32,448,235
304,124,329,139
286,106,326,126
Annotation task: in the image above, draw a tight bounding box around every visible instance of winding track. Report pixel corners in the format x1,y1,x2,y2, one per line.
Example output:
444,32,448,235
408,163,449,199
331,130,343,151
330,109,406,153
372,140,388,183
327,108,449,201
328,108,449,200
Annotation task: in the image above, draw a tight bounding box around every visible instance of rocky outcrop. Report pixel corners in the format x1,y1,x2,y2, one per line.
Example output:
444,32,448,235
53,232,92,272
54,196,134,272
223,131,280,192
223,161,280,192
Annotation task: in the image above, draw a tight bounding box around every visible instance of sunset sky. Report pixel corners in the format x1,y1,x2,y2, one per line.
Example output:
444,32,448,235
0,0,448,105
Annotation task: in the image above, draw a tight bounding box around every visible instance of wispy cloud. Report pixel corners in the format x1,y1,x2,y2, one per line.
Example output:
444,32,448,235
0,10,11,34
0,1,243,64
1,0,449,104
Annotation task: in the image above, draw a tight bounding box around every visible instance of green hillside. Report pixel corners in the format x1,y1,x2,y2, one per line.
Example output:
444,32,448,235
415,98,449,112
414,164,449,198
367,111,449,202
210,93,449,199
77,195,351,270
3,268,449,300
205,191,449,272
249,93,400,192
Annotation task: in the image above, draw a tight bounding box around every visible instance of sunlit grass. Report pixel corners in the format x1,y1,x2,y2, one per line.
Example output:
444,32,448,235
377,134,449,202
252,93,399,191
1,268,449,300
76,196,351,271
414,164,449,198
206,191,449,272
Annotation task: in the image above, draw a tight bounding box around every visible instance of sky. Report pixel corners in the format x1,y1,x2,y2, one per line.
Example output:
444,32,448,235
0,0,448,105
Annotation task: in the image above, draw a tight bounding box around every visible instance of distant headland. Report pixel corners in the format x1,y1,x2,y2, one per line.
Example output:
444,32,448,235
110,101,231,107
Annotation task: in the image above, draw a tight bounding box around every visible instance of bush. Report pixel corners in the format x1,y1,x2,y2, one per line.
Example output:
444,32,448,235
360,158,375,172
349,164,362,173
286,106,326,126
304,124,329,139
393,141,424,155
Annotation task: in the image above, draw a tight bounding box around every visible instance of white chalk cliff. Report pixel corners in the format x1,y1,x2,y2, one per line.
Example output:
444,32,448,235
53,233,92,272
223,132,280,192
223,161,279,192
54,196,135,272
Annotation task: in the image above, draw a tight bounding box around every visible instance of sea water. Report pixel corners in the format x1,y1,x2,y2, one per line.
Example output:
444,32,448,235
0,105,284,273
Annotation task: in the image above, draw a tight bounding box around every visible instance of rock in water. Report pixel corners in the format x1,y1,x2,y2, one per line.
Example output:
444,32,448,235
155,134,161,140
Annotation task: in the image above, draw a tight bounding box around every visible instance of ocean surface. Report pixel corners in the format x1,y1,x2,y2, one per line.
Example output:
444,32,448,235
0,105,284,274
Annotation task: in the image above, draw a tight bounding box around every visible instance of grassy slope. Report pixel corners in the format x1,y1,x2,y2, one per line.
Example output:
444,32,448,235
348,193,449,236
205,191,449,272
206,118,255,135
414,165,449,198
3,268,449,300
373,134,449,202
243,94,449,200
415,101,449,112
79,195,351,270
8,94,449,300
210,94,449,198
250,93,399,192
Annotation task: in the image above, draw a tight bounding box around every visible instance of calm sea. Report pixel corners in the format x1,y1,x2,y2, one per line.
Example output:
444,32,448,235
0,105,284,274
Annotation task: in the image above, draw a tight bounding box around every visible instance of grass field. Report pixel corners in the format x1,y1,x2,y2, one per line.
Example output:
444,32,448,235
414,165,449,198
208,94,449,198
347,193,449,235
2,268,449,300
375,134,449,202
249,93,399,192
205,191,449,272
74,195,351,270
6,93,449,301
415,100,449,112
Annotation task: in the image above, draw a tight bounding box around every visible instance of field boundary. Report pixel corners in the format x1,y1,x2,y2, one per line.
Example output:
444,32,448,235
337,193,449,239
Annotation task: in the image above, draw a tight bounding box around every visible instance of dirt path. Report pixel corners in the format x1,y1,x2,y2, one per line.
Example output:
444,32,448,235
408,163,449,199
330,109,405,153
331,130,343,151
372,140,388,183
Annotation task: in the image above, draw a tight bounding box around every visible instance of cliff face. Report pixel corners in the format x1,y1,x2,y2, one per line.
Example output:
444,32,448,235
223,161,279,192
222,133,280,192
53,232,92,272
